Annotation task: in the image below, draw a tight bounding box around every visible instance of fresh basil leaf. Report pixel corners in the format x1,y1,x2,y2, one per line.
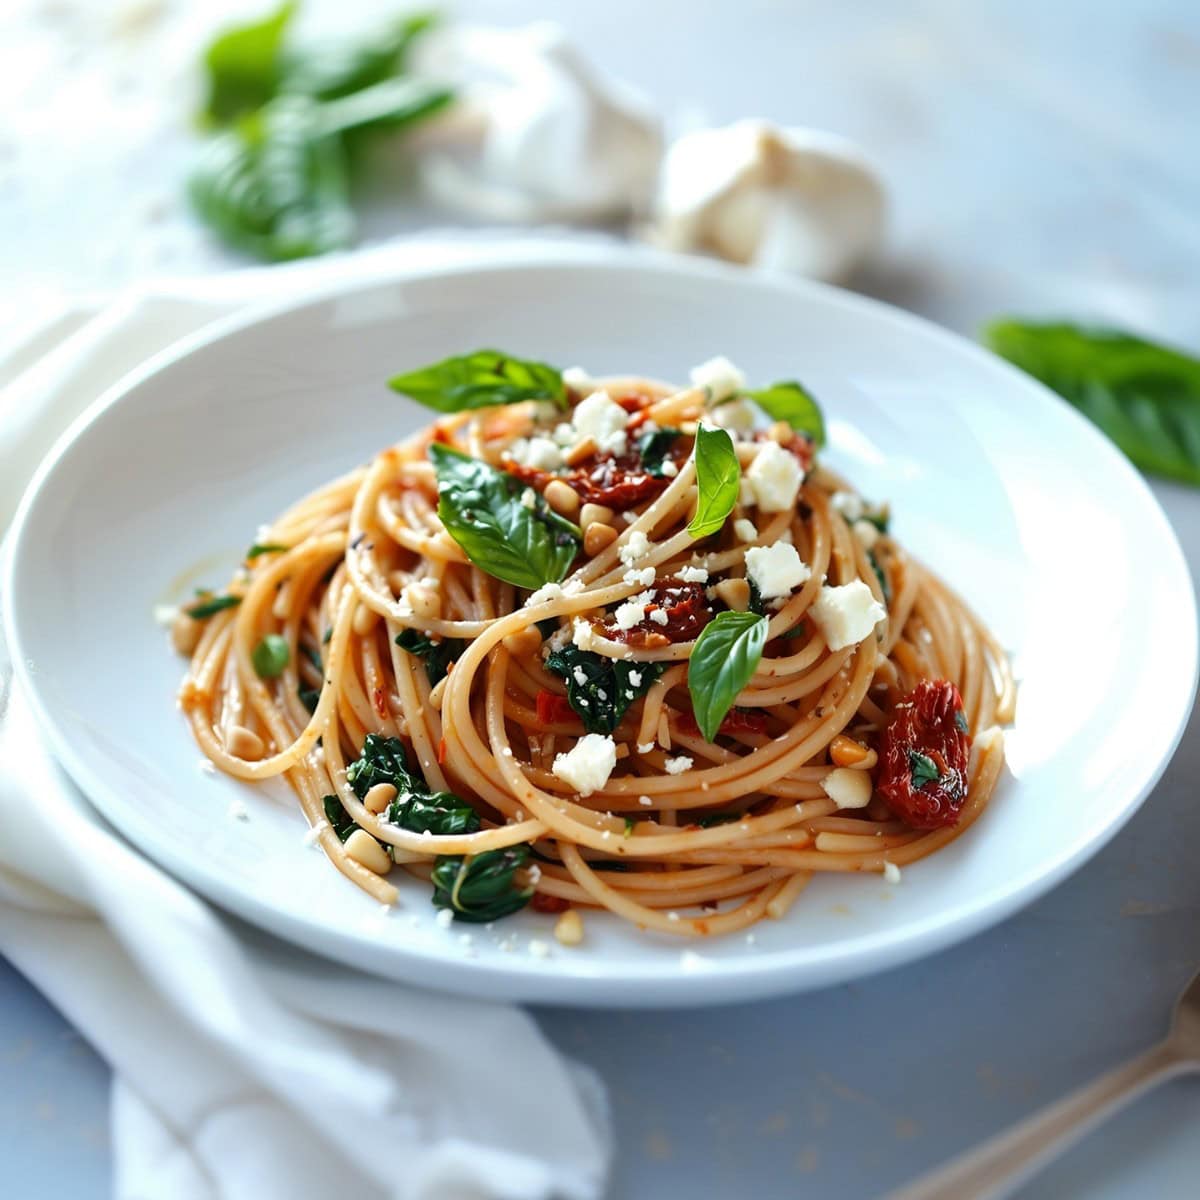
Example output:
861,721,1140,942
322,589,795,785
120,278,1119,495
429,443,581,590
985,320,1200,486
867,550,891,606
185,593,241,619
200,1,295,127
188,96,354,262
696,811,742,828
301,644,322,672
688,423,740,539
746,381,826,448
637,428,681,477
386,791,481,837
624,817,636,838
252,633,290,678
781,620,807,641
346,733,422,799
688,611,768,741
746,577,766,616
299,686,321,713
395,628,465,686
247,541,290,558
390,350,567,414
909,749,940,789
431,846,533,923
322,794,356,842
314,76,454,139
535,617,560,640
544,645,667,735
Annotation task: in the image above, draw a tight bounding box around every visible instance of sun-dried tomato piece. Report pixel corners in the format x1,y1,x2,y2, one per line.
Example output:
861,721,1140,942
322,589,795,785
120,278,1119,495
535,689,577,726
877,679,972,829
678,708,769,738
530,892,571,913
608,579,713,645
566,453,668,509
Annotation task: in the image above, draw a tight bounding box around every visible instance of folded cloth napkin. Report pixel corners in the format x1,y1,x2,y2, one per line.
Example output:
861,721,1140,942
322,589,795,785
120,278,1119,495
0,240,613,1200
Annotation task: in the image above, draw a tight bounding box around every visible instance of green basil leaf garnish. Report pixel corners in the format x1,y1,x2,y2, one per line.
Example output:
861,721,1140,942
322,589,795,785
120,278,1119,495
544,645,667,734
185,593,241,620
746,381,826,448
637,427,681,477
687,611,768,741
688,423,740,540
867,550,891,606
909,749,941,790
247,542,290,559
322,793,357,842
985,320,1200,486
252,633,290,678
431,847,533,923
394,628,465,686
200,1,295,127
389,793,481,837
390,349,567,414
429,443,581,589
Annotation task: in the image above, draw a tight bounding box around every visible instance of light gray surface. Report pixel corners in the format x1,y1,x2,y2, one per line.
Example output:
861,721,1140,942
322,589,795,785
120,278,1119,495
3,1,1200,1197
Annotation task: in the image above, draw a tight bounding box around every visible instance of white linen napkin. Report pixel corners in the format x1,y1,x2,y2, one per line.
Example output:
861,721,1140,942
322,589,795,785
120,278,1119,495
0,242,613,1200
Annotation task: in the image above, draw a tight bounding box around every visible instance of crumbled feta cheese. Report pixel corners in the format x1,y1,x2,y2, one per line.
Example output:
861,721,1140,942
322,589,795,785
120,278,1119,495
552,422,576,446
809,581,887,651
678,564,709,583
526,582,565,606
572,666,589,686
747,439,803,512
831,491,865,522
739,478,757,507
435,908,454,929
623,566,657,587
667,910,680,922
734,517,758,542
509,435,564,471
628,670,643,687
638,794,653,805
664,755,693,775
852,519,880,549
520,487,537,510
711,396,760,434
646,608,667,626
302,821,327,847
552,733,618,795
153,603,179,627
572,389,629,448
572,618,601,650
227,799,249,822
529,938,552,958
822,767,872,809
619,530,651,567
745,541,811,599
883,860,902,884
614,597,649,630
562,365,592,391
637,743,655,754
690,355,746,403
660,459,678,477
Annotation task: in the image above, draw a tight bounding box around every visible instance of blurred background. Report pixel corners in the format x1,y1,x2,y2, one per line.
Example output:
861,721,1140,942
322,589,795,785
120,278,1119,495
4,2,1200,1198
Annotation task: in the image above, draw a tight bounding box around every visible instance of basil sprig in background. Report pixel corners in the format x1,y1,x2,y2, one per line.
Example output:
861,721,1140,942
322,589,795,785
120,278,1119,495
986,320,1200,487
390,350,567,413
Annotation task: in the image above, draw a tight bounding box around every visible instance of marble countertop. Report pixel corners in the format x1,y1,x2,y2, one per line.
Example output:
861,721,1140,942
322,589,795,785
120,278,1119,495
4,1,1200,1196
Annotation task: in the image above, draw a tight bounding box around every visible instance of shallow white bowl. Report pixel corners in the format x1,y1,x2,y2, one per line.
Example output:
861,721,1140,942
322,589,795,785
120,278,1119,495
6,251,1196,1006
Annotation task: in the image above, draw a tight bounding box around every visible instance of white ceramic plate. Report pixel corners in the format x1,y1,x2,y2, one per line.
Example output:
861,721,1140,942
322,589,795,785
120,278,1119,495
6,252,1196,1006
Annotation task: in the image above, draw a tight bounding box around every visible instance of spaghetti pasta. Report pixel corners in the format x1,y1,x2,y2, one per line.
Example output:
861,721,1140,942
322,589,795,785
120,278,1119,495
174,355,1014,938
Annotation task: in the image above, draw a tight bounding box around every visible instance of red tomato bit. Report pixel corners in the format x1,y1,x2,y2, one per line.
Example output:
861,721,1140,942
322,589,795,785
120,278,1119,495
876,679,972,829
566,453,667,509
608,579,713,646
531,892,571,914
536,689,578,726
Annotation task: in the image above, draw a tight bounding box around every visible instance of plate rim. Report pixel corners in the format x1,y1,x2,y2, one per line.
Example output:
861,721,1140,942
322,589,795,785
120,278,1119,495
6,246,1197,1006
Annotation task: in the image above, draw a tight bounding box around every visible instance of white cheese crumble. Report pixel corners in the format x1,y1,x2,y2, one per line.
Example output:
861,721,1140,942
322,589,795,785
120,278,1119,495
302,821,327,847
618,529,651,566
152,603,179,627
822,767,872,809
552,733,618,795
689,355,746,403
831,491,864,522
664,755,693,775
227,799,249,822
526,581,565,606
572,618,601,650
660,459,678,477
883,860,902,884
562,365,592,391
628,670,643,687
852,519,880,549
614,597,647,629
508,435,564,471
520,487,537,511
572,666,589,686
649,609,669,626
529,938,552,958
745,541,811,599
678,564,709,583
711,396,760,434
638,794,653,806
572,389,629,454
809,580,887,651
746,439,803,512
435,908,454,929
734,517,758,543
623,566,657,587
739,478,757,508
637,743,655,754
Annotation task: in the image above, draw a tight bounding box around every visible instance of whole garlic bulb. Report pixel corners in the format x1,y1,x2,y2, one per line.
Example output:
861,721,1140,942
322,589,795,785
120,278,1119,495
647,120,886,281
411,23,663,224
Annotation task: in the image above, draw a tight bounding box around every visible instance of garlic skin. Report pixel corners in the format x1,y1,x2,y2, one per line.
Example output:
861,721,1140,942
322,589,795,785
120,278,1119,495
411,23,663,224
647,120,886,281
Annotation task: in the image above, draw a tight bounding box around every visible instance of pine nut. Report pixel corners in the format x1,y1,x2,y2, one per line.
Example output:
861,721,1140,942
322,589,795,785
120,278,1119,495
364,782,397,814
580,503,615,529
821,767,872,809
352,605,380,637
584,522,618,556
226,725,264,761
830,734,869,767
345,829,392,875
503,628,543,657
404,584,441,620
170,612,201,656
714,578,751,612
564,436,598,467
544,479,581,518
553,908,585,946
767,420,793,445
